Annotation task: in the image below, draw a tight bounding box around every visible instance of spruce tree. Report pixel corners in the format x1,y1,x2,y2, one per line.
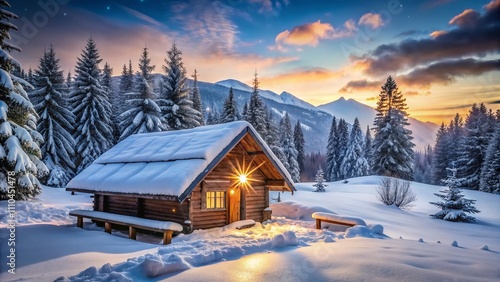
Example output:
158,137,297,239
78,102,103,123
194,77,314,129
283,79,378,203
246,71,267,138
161,43,201,129
325,116,338,181
341,118,369,178
0,1,48,199
242,102,248,121
430,167,480,222
279,113,300,182
221,87,240,123
457,104,495,189
313,168,328,192
371,76,414,180
66,71,72,87
190,69,204,126
119,48,166,140
266,110,285,164
30,46,75,187
432,123,450,185
480,123,500,194
293,120,305,175
206,103,220,125
364,125,372,165
70,37,113,173
335,118,349,180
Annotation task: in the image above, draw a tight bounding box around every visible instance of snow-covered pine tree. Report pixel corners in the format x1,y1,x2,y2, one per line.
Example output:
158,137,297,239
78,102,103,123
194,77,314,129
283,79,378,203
70,37,113,173
30,46,75,187
160,43,201,130
430,167,480,222
313,167,328,192
26,68,34,85
293,120,305,175
364,125,372,166
456,103,495,190
431,123,450,184
0,1,48,199
279,113,300,182
241,102,248,121
119,47,166,140
371,76,415,180
335,118,349,180
325,116,337,181
246,71,267,138
66,71,71,87
480,122,500,194
341,118,369,178
206,103,221,125
266,109,285,164
190,69,204,126
221,87,240,123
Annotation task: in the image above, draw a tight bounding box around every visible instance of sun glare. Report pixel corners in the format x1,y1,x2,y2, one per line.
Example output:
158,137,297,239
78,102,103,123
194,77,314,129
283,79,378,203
228,155,266,192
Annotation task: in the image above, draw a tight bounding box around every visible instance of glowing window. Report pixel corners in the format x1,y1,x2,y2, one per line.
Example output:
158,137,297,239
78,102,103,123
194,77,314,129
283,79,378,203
206,191,226,209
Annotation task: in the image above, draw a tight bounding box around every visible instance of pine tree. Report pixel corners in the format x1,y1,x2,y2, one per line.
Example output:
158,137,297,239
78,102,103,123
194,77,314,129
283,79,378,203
364,125,372,165
66,71,71,87
456,104,495,189
70,37,113,173
432,123,450,184
313,167,328,192
30,46,75,187
266,110,285,164
0,2,48,199
221,87,240,123
335,118,349,180
371,76,414,180
246,71,267,138
190,69,204,126
293,120,305,175
119,48,166,140
27,68,34,85
342,118,369,178
325,116,338,181
160,43,201,129
480,122,500,194
242,102,248,121
279,113,300,182
206,103,221,125
430,167,480,222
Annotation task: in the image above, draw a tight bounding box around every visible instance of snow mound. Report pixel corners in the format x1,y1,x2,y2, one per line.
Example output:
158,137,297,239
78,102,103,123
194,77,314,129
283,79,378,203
451,240,459,247
0,201,76,226
312,212,367,226
344,226,381,239
271,201,336,220
480,245,489,251
368,224,384,235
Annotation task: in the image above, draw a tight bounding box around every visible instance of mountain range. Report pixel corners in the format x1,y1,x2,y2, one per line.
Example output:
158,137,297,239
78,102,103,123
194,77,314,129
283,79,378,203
112,76,439,153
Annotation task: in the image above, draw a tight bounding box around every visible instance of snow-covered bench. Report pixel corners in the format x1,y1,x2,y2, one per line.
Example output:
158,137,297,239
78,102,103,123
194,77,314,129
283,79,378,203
69,210,183,245
312,212,366,229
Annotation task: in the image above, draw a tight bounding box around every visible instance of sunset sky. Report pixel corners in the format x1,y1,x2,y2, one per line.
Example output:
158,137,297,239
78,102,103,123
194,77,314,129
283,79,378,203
11,0,500,124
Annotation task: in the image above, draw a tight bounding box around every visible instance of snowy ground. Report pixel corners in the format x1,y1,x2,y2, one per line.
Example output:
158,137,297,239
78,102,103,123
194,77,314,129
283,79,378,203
1,176,499,281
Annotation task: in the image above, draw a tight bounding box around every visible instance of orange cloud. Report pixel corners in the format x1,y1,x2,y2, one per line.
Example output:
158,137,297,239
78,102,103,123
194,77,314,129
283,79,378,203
430,30,448,38
358,13,385,29
275,20,334,47
449,9,480,27
484,0,500,11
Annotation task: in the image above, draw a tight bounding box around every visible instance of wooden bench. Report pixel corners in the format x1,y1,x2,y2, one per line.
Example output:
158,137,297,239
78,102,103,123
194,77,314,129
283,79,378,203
69,210,183,245
312,212,366,229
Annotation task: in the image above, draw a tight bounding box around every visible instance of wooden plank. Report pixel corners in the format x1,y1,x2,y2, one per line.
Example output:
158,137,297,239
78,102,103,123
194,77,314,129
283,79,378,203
129,226,136,240
105,222,112,233
77,216,83,228
265,180,285,186
316,219,321,229
163,230,173,245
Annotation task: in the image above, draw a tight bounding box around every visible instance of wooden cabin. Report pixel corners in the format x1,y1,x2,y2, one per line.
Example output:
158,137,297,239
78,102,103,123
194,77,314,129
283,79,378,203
66,121,295,233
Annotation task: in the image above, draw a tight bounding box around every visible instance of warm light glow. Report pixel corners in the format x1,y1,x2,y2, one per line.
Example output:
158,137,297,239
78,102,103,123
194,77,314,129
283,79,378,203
230,189,235,195
172,208,176,212
239,174,247,183
228,155,266,193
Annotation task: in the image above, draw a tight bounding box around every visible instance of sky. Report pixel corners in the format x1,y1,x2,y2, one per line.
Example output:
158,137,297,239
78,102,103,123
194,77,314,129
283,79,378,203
9,0,500,124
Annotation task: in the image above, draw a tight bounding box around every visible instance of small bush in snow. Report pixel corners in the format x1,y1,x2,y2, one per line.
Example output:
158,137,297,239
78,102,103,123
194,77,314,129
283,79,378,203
376,177,416,209
313,168,328,192
430,167,479,222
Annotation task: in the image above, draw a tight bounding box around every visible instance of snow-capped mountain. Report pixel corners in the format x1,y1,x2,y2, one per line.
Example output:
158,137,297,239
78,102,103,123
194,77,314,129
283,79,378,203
318,97,439,151
215,79,253,92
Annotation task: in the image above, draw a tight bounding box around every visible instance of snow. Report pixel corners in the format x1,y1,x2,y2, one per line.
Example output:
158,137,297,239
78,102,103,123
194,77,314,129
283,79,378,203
2,176,499,281
312,212,367,226
69,210,184,232
67,121,294,197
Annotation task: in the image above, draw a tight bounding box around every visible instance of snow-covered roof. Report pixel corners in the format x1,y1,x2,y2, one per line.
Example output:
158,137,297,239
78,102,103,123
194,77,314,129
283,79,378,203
67,121,295,201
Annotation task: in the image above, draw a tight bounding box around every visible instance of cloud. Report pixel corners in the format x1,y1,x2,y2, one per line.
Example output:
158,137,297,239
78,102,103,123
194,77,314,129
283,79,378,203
358,13,385,29
449,9,480,28
260,67,343,86
339,79,382,93
248,0,290,15
395,30,429,38
398,58,500,88
350,2,500,77
429,30,448,38
489,100,500,104
116,4,165,28
272,19,356,51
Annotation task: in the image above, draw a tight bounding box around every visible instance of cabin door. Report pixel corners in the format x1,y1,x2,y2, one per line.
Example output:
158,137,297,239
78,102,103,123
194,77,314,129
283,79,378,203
228,188,241,223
